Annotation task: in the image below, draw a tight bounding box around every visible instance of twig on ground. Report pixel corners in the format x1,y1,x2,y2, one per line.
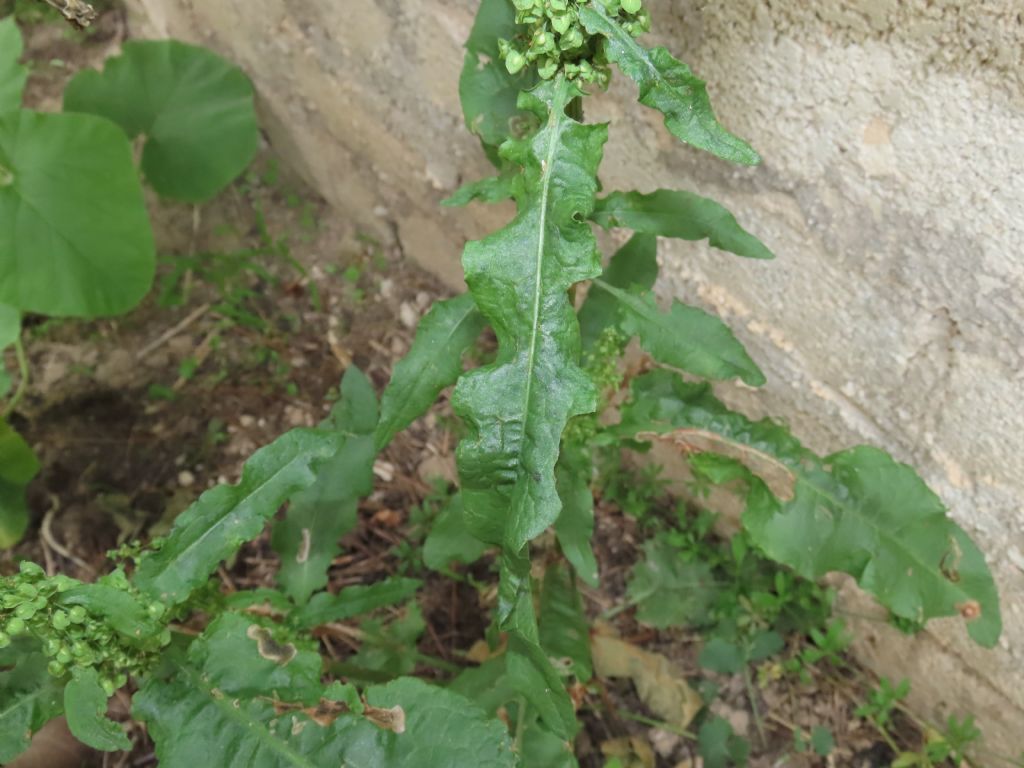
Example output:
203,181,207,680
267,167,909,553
40,0,96,28
40,494,94,575
136,303,212,361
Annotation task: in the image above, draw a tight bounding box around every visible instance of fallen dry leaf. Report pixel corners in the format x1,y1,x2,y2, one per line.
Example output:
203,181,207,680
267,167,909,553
601,736,657,768
592,633,703,732
639,428,796,501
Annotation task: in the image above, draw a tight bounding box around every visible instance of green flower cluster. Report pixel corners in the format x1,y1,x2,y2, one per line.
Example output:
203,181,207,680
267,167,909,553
0,562,170,694
499,0,651,84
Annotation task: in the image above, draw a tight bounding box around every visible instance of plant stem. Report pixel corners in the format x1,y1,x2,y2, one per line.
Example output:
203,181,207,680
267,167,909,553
743,666,767,747
513,696,529,753
619,709,696,740
3,337,29,419
415,651,462,674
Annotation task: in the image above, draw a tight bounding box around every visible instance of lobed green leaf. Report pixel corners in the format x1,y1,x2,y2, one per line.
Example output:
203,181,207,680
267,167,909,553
0,110,155,317
592,190,774,260
273,367,377,604
134,428,343,605
64,40,259,202
593,279,765,386
578,3,760,165
453,76,605,559
376,294,485,451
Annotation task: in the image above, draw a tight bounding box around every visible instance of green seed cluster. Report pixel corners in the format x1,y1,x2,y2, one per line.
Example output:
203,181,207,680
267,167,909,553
500,0,651,84
563,326,627,444
0,562,169,694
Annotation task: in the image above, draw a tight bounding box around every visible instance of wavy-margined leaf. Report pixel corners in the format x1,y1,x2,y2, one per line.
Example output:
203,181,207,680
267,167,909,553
578,3,759,166
0,418,39,548
578,233,658,352
0,110,155,317
64,668,131,752
539,562,592,682
0,18,27,112
592,190,773,260
272,368,377,604
136,663,515,768
294,577,423,630
459,0,537,156
376,294,485,451
619,370,1002,647
592,279,764,386
453,77,605,559
134,429,342,605
64,40,259,202
0,642,64,764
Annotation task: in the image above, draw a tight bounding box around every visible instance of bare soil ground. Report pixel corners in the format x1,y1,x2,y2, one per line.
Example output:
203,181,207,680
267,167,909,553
3,7,939,767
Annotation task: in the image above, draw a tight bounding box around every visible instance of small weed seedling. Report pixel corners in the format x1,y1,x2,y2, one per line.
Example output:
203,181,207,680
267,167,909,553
0,1,1005,766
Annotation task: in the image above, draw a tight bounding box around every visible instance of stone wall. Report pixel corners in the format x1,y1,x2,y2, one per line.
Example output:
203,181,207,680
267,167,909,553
128,0,1024,755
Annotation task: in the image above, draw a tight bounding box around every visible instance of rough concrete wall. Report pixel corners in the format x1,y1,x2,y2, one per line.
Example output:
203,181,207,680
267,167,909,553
128,0,1024,754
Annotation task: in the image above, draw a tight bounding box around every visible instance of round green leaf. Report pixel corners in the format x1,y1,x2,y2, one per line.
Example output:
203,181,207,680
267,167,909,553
64,40,260,202
0,110,155,317
0,17,28,112
0,302,19,349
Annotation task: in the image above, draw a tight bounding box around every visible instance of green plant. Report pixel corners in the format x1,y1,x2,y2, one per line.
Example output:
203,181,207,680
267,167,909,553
0,0,1004,765
0,13,258,544
857,677,911,730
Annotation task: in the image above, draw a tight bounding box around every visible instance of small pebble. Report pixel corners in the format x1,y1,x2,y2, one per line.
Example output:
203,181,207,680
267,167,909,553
399,302,418,329
373,460,395,483
177,470,196,488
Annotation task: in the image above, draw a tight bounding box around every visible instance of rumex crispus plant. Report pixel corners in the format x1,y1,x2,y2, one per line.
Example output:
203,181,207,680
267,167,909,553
0,0,1001,765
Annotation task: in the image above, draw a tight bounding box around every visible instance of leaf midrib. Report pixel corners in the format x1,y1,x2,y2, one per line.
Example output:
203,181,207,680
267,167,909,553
376,297,480,451
141,438,336,600
519,79,569,504
798,473,980,609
